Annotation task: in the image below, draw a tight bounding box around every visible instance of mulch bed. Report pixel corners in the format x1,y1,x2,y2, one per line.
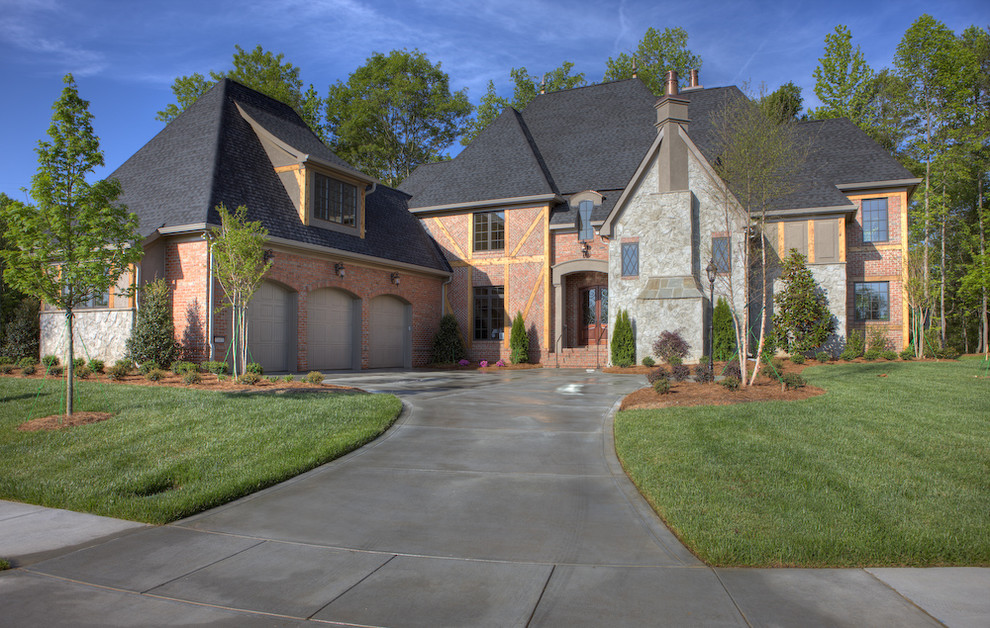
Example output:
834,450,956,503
18,412,114,431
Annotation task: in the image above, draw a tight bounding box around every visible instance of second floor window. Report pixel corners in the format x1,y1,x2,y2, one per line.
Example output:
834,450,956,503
621,242,639,277
862,198,888,243
578,200,594,241
474,211,505,252
314,173,357,227
712,236,730,273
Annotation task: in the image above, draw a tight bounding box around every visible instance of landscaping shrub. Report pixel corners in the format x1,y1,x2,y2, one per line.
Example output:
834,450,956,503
722,360,741,380
20,364,35,375
653,330,690,363
0,364,11,374
182,371,202,385
509,312,529,364
139,360,159,375
145,368,166,382
866,327,889,352
88,359,105,373
840,330,865,360
881,349,898,361
430,313,466,364
282,374,294,382
0,356,11,365
790,353,805,364
108,364,128,380
760,364,781,381
245,362,263,375
719,375,740,390
712,297,736,361
694,362,713,383
72,357,86,370
204,361,229,376
937,346,961,360
238,372,261,385
170,361,198,375
646,366,669,385
816,351,830,363
17,357,35,369
781,373,805,389
75,365,92,379
42,355,60,369
610,308,635,367
653,378,671,394
863,347,881,361
1,298,40,360
267,375,279,382
47,365,63,377
899,348,915,361
668,355,683,366
641,356,655,367
126,278,181,367
304,371,324,384
771,251,835,353
671,363,691,382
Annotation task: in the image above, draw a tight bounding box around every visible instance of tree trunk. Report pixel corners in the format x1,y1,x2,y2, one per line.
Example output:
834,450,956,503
979,175,988,356
940,182,947,347
749,227,769,387
65,309,74,419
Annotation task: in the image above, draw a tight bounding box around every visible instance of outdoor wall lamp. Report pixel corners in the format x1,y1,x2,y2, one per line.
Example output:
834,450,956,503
390,272,400,285
706,258,717,375
334,262,345,278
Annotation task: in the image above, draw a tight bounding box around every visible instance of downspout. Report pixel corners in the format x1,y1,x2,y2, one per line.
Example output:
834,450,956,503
441,274,453,316
204,232,215,361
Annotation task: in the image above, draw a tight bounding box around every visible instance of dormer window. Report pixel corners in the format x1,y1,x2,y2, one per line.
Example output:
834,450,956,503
578,201,594,241
314,172,357,227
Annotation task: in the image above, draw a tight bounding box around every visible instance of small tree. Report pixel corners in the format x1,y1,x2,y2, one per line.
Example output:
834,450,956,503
1,75,142,417
1,298,40,360
430,313,466,364
509,312,529,364
610,309,635,367
210,204,273,377
771,250,836,353
712,297,737,361
125,279,181,366
653,330,690,363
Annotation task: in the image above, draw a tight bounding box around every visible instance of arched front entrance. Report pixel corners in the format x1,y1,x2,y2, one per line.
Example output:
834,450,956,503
368,295,411,369
551,258,609,351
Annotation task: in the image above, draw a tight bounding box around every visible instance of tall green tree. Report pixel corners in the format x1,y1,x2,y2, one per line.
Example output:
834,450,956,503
0,192,26,339
603,26,702,95
809,25,875,122
760,82,804,123
325,49,472,187
461,80,510,146
772,250,836,353
1,75,143,417
508,62,587,110
156,45,323,136
210,204,273,377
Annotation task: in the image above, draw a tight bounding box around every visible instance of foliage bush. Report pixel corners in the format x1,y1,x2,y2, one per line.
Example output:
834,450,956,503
781,373,805,389
866,327,889,352
509,312,529,364
719,375,740,390
899,348,915,361
0,364,12,374
863,347,881,361
760,364,781,381
47,364,63,376
840,330,865,360
653,330,690,363
267,375,278,383
881,349,898,361
668,355,683,366
113,359,132,371
921,328,941,357
771,250,835,353
816,351,830,363
21,364,36,375
245,362,263,375
75,365,91,379
646,366,669,385
204,361,229,376
641,356,655,367
182,371,201,385
170,361,198,375
0,356,11,365
304,371,324,384
238,372,261,385
721,360,741,380
42,355,60,368
790,353,805,364
430,313,466,364
652,378,670,394
712,297,737,361
125,278,181,367
671,363,691,382
145,368,166,382
282,374,294,382
17,357,35,369
139,360,160,375
610,308,635,367
87,359,104,373
936,346,961,360
694,362,713,383
108,364,129,380
72,357,86,370
0,298,40,360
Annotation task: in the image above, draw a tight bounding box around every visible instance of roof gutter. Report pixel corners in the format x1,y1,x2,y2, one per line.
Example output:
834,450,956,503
836,178,922,191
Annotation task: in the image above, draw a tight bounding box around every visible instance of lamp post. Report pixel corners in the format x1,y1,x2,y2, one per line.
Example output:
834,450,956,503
706,259,717,376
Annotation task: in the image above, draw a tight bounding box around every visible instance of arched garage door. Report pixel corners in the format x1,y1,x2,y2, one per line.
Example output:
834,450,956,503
368,295,410,369
308,288,357,370
247,280,294,373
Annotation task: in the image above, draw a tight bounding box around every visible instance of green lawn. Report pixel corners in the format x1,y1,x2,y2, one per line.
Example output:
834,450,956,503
615,359,990,567
0,378,401,523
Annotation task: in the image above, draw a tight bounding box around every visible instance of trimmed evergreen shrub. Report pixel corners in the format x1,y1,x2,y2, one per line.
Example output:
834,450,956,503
182,371,201,385
304,371,324,384
0,356,11,365
881,349,898,361
781,373,805,389
668,355,683,366
246,362,263,375
21,364,36,375
816,351,830,363
509,312,529,364
0,364,12,374
42,355,60,368
863,347,881,361
430,313,466,364
653,378,670,394
108,364,128,380
47,365,63,377
145,368,166,382
75,366,91,379
0,298,40,360
712,297,736,361
610,309,635,367
17,357,35,369
641,356,655,367
126,278,181,367
899,348,915,361
88,359,105,373
170,361,198,375
719,375,740,390
790,353,805,364
72,357,86,370
139,360,159,375
204,361,229,376
238,372,261,385
653,330,690,363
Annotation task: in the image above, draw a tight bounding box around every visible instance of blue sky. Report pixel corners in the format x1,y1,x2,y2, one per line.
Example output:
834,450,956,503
1,0,986,199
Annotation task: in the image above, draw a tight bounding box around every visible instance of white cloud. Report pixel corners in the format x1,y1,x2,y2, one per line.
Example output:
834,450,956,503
0,1,107,76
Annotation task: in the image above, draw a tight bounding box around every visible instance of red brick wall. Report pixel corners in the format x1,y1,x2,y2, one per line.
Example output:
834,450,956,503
551,231,609,265
164,237,444,369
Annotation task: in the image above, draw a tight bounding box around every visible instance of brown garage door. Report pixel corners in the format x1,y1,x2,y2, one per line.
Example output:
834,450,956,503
308,288,355,370
368,295,408,368
247,280,293,373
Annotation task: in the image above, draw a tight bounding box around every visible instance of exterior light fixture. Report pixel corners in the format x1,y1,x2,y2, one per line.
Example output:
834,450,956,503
334,262,345,278
706,259,717,375
390,272,400,285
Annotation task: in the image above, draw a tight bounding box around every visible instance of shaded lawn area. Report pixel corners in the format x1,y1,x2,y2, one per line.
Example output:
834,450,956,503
615,359,990,567
0,378,401,524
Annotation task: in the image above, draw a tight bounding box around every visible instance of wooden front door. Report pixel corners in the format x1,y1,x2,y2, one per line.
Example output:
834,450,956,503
580,286,608,345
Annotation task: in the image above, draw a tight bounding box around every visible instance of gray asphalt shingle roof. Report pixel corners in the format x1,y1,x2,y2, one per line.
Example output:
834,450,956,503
112,79,449,274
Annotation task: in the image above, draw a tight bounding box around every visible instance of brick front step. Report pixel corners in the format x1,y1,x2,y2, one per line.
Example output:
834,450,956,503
548,346,610,369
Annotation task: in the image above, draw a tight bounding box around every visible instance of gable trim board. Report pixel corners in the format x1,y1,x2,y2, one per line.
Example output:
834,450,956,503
408,193,564,214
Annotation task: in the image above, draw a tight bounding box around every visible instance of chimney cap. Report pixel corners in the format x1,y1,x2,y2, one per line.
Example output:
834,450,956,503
665,70,678,96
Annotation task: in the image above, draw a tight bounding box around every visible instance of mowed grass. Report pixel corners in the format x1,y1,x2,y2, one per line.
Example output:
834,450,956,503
0,378,401,523
615,359,990,567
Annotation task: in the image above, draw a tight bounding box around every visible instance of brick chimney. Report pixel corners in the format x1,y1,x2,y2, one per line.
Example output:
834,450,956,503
655,70,690,193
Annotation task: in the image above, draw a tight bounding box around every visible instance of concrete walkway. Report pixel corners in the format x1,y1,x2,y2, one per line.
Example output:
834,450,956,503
1,369,987,626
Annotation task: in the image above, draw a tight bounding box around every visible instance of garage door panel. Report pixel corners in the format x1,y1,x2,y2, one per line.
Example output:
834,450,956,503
369,295,408,369
308,288,354,370
248,281,292,373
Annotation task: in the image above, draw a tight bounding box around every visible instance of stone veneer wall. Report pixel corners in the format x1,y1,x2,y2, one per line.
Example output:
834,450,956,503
40,309,134,363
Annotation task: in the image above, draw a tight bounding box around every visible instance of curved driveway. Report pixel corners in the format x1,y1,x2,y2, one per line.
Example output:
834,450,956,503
3,370,952,626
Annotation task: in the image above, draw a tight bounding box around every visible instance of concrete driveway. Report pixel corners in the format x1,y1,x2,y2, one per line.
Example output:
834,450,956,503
1,369,977,626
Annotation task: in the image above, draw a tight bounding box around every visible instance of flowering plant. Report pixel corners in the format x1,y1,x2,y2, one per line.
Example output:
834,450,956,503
458,359,470,366
480,360,489,368
495,359,506,367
